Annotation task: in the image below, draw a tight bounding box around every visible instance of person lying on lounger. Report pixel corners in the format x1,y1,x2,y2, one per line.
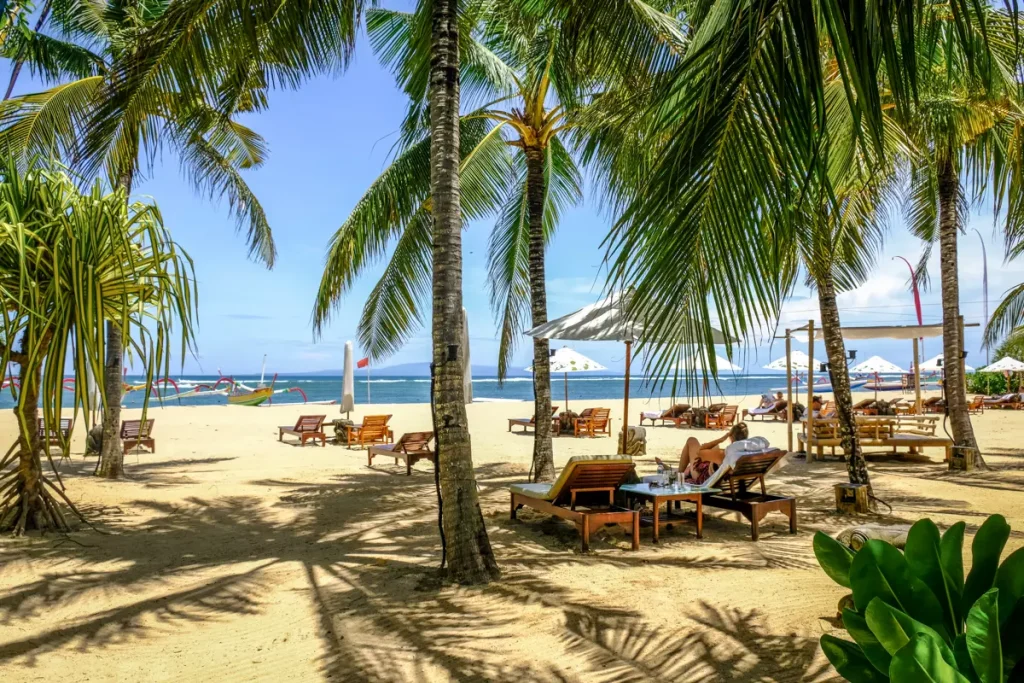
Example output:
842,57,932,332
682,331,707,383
656,422,750,485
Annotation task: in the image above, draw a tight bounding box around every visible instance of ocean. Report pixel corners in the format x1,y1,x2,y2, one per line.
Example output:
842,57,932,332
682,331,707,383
0,373,898,409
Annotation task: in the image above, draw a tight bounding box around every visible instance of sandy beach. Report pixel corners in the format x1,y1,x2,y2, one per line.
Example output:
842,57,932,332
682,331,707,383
1,392,1022,682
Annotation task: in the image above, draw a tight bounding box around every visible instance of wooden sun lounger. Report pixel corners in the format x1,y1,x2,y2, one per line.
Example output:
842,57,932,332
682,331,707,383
279,415,327,447
510,455,639,552
508,406,559,433
702,449,797,541
368,431,435,475
984,393,1022,410
968,395,985,415
743,401,787,422
706,405,738,429
346,414,393,448
122,419,155,454
851,399,877,416
37,417,73,447
639,404,692,427
573,407,612,437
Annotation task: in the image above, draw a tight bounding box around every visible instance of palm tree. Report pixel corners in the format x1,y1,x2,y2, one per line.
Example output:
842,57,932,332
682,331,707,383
0,156,196,534
901,11,1024,470
0,0,278,478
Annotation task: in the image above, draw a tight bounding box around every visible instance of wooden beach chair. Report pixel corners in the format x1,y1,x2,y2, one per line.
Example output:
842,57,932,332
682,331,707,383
639,404,691,427
279,415,327,447
122,419,155,454
346,414,393,448
706,405,738,429
368,431,435,475
702,448,797,541
921,397,945,414
508,406,558,433
851,399,876,416
984,393,1020,409
968,395,985,415
509,455,639,552
37,417,73,447
743,400,786,422
573,407,611,437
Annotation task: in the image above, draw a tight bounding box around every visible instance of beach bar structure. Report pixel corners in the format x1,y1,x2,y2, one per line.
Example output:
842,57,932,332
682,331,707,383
780,320,979,452
526,290,733,453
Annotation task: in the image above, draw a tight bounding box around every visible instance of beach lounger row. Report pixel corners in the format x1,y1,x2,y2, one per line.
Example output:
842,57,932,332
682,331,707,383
35,417,156,455
639,404,738,428
508,407,613,437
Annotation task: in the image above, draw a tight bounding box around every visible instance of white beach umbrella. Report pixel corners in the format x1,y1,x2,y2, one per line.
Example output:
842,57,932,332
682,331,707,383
849,355,907,374
677,353,742,372
527,346,606,411
341,341,355,415
917,353,974,373
462,307,473,403
980,356,1024,372
764,349,811,372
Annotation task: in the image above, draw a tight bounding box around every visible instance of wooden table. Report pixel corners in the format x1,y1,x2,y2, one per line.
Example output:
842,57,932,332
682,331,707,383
619,483,720,542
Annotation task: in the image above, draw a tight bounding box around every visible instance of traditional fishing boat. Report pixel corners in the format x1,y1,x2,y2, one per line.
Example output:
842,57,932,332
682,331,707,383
226,356,275,406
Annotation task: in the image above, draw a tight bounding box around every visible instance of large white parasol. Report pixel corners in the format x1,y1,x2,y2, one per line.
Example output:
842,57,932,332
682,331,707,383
917,353,974,373
849,355,907,374
679,354,742,372
980,356,1024,372
527,346,606,411
341,341,355,415
764,350,811,372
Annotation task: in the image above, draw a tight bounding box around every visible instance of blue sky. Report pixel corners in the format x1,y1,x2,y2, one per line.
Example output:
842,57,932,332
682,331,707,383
3,27,1016,377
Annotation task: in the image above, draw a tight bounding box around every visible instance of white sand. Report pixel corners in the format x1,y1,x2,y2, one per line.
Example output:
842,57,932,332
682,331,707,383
1,392,1022,681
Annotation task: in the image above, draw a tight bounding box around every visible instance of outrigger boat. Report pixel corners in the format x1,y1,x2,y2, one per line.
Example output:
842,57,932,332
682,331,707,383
226,355,274,406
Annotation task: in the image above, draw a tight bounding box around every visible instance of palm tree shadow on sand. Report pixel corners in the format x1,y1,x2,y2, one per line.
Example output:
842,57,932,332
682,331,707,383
0,462,836,682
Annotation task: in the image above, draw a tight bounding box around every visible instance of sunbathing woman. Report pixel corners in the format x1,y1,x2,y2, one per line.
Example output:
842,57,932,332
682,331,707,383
677,422,749,485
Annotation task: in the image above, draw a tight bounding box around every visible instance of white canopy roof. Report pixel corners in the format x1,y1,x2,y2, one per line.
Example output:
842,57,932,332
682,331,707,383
764,350,811,371
980,356,1024,372
527,346,607,374
525,289,733,343
793,322,978,342
916,353,974,373
850,355,907,374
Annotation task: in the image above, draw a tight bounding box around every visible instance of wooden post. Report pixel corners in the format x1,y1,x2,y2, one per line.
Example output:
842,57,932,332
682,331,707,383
835,483,870,514
913,337,922,415
785,329,793,452
806,320,815,461
621,340,631,456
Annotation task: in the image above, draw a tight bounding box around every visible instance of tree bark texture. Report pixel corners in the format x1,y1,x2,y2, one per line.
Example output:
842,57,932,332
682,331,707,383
936,158,984,467
816,271,871,487
525,145,554,482
96,320,124,478
428,0,499,584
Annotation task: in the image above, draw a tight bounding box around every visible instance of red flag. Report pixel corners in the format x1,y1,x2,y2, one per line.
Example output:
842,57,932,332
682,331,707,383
357,357,369,369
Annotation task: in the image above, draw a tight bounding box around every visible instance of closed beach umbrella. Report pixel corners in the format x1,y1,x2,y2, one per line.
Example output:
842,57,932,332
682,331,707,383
527,346,606,411
764,350,811,372
462,307,472,403
980,356,1024,372
341,341,355,415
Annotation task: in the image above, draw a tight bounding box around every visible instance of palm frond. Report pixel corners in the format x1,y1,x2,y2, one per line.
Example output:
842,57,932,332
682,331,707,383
1,28,105,84
0,77,103,163
984,281,1024,348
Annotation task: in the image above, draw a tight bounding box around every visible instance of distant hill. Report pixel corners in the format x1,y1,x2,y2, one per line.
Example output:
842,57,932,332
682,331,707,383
296,362,534,378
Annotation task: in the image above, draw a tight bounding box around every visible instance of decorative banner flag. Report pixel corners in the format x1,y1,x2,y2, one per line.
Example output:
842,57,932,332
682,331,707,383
357,357,369,369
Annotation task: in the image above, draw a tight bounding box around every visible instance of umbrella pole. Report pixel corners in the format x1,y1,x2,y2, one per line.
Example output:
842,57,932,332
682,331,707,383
806,320,815,461
622,341,632,455
785,329,793,452
564,372,569,413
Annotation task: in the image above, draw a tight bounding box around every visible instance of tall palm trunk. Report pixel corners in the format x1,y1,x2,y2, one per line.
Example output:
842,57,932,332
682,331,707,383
525,145,554,482
428,0,499,584
97,172,133,479
3,0,51,100
937,157,985,468
816,270,871,487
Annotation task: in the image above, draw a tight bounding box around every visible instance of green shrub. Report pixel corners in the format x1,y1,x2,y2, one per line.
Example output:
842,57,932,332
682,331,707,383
814,515,1024,681
967,372,1009,396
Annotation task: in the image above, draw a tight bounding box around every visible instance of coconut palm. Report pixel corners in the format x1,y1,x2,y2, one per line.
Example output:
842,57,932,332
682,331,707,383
901,10,1024,470
0,156,196,534
0,0,279,478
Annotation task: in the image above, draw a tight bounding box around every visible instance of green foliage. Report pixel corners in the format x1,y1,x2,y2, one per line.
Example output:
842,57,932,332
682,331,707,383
813,516,1024,681
967,373,1010,395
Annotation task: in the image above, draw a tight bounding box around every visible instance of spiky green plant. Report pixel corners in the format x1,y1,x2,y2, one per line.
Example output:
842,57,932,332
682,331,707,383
0,156,196,535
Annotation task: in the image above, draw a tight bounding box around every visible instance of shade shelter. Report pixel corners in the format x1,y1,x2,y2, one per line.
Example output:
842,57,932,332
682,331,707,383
526,290,733,454
341,341,355,416
527,346,606,412
779,321,979,452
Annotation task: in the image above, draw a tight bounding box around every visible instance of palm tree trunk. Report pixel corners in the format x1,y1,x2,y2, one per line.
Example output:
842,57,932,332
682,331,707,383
524,145,554,482
97,172,133,479
428,0,499,584
95,321,124,478
3,1,50,100
816,270,870,487
937,157,985,469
